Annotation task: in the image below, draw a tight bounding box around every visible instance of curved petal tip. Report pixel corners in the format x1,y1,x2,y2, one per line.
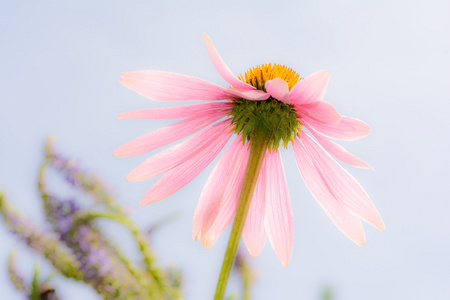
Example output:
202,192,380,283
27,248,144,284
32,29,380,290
265,78,290,104
356,236,366,247
201,234,218,249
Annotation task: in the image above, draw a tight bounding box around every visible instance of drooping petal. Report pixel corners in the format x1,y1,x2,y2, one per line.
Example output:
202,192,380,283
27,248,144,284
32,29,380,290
243,154,267,257
120,71,269,102
200,140,250,249
192,136,243,242
140,128,234,205
295,101,341,124
264,151,294,267
127,120,232,182
305,116,370,141
265,78,290,104
203,34,255,91
121,71,234,101
113,109,230,157
118,102,233,119
302,120,373,170
289,70,330,105
300,133,385,232
292,138,366,246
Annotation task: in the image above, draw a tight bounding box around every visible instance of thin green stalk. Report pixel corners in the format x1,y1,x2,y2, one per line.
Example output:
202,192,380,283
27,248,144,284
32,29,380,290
30,263,40,300
241,263,252,300
214,133,267,300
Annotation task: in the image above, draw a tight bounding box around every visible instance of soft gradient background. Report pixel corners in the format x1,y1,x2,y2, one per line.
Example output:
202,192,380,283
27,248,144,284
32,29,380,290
1,1,449,299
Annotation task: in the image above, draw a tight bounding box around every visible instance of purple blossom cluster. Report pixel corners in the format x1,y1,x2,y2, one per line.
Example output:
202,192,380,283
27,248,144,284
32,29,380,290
0,193,84,282
50,154,83,188
41,186,146,297
0,139,184,299
46,146,123,215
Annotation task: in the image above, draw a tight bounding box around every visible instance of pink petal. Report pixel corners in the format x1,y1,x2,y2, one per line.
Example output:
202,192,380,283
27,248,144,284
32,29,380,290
292,138,366,246
192,136,243,242
305,116,370,141
300,133,385,232
118,102,233,119
295,101,341,124
113,109,230,157
289,70,330,105
127,120,232,182
228,88,270,101
121,71,233,101
121,71,269,101
200,139,250,249
302,120,373,170
265,78,290,104
140,128,234,205
243,153,268,257
264,151,294,267
203,34,255,91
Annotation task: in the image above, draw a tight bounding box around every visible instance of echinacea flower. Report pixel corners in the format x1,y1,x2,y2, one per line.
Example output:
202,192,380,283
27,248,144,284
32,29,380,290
115,34,384,267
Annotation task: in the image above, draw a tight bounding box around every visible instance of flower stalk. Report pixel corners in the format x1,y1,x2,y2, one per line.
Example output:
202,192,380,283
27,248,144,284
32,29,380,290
214,130,268,300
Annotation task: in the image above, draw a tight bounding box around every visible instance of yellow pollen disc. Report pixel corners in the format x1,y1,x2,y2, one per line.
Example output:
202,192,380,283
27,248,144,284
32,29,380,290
238,63,302,91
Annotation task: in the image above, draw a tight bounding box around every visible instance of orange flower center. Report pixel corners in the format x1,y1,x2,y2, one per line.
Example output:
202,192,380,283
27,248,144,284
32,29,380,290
238,63,302,91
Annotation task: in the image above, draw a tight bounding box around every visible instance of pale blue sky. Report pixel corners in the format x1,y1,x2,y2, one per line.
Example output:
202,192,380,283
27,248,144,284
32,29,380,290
1,1,449,299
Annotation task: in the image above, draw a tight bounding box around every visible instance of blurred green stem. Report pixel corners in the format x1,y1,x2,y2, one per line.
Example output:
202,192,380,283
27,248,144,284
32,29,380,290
30,263,40,300
241,263,252,300
8,251,28,292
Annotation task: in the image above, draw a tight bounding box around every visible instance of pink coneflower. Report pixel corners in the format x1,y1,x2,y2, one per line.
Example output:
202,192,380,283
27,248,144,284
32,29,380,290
114,35,384,267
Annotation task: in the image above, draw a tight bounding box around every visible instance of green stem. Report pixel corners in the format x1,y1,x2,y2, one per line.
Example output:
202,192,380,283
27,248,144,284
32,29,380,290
214,133,267,300
30,263,40,300
242,263,252,300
